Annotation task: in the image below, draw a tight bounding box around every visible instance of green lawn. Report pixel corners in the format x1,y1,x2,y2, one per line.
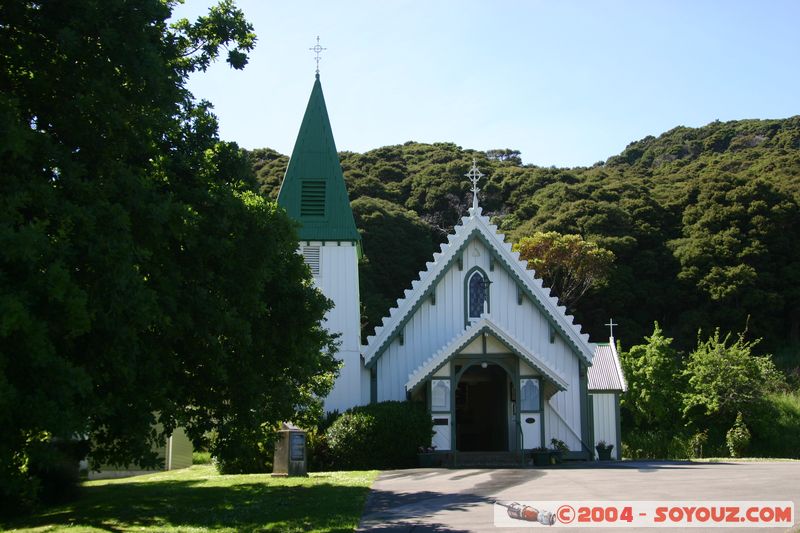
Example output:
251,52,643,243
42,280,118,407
3,466,378,532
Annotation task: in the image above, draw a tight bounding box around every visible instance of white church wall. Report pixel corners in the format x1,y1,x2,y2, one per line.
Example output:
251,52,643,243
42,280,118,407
431,414,452,450
310,242,365,413
520,412,541,449
377,262,467,401
544,384,583,451
591,393,620,459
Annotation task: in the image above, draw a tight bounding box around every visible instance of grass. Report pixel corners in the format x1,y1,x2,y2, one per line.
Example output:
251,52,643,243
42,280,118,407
2,465,378,532
192,451,212,464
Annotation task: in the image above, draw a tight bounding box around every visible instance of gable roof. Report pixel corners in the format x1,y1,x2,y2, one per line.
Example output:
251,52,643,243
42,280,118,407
588,338,627,392
277,74,360,243
405,316,569,393
363,206,595,366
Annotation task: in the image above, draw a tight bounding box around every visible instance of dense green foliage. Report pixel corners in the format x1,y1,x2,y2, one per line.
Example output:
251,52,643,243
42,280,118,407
252,118,800,371
682,331,785,437
1,0,337,511
211,424,275,475
352,197,437,338
747,391,800,458
621,324,792,459
619,324,684,433
325,401,433,469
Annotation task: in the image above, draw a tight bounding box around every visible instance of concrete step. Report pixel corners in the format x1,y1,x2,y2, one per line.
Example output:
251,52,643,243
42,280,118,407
454,451,527,467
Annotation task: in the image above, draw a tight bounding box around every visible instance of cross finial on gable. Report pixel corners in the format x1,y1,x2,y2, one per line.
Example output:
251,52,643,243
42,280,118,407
309,36,326,77
465,159,484,211
605,318,619,340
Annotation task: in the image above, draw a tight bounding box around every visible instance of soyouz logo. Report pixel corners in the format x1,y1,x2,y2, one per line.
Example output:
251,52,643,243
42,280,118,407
493,501,795,528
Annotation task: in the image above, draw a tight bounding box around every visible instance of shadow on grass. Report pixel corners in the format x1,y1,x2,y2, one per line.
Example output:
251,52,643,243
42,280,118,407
4,478,370,532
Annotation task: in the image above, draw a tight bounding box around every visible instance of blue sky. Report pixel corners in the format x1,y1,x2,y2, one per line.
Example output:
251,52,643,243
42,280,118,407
174,1,800,167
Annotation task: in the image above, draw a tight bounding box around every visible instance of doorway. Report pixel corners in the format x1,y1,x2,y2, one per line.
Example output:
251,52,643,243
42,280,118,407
455,363,509,451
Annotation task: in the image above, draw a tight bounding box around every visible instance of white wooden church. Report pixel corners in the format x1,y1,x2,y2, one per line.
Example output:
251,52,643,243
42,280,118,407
277,70,626,460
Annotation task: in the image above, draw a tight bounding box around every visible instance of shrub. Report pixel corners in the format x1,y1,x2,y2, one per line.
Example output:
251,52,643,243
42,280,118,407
550,438,569,454
326,401,433,469
27,438,89,505
211,425,275,475
726,412,750,458
307,411,340,472
1,435,90,518
746,391,800,458
682,329,786,442
621,430,693,460
688,431,709,459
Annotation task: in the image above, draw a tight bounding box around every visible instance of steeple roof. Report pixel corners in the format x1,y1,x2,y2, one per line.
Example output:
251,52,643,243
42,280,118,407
277,75,360,243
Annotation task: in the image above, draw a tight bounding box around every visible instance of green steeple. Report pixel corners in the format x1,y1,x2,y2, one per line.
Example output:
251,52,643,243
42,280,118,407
277,74,360,243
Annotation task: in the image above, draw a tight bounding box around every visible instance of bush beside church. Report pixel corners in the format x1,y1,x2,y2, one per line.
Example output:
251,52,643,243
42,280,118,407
313,402,433,471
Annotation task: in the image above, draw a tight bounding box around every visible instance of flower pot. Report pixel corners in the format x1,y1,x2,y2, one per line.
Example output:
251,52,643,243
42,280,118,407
532,451,550,467
418,452,440,468
596,445,613,461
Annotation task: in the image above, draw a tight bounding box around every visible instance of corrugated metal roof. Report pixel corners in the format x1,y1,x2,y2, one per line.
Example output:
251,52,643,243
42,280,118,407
277,74,361,243
588,341,627,392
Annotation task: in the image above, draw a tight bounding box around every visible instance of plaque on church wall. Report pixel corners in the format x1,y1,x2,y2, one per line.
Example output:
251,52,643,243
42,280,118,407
431,379,450,411
290,433,305,461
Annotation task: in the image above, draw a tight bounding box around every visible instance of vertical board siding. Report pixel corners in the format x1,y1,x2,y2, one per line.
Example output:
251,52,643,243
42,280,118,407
432,414,452,450
317,243,364,412
520,412,541,449
591,393,619,459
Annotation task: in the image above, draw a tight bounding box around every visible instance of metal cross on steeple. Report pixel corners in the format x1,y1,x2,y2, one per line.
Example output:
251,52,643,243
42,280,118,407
465,159,484,210
605,318,619,339
309,36,326,77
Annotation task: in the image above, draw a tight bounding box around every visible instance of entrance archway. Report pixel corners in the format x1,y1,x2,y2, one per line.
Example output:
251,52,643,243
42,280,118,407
455,363,510,451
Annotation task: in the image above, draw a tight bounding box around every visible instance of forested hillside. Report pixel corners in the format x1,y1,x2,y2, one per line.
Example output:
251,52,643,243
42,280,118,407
251,117,800,370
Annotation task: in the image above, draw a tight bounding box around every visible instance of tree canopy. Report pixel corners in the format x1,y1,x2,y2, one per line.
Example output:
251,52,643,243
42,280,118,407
513,231,615,311
1,0,337,510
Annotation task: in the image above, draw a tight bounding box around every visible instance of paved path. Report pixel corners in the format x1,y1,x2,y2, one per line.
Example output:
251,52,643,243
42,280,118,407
358,462,800,532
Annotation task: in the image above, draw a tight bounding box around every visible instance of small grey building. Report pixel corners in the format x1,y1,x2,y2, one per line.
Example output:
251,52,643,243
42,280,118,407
588,339,627,459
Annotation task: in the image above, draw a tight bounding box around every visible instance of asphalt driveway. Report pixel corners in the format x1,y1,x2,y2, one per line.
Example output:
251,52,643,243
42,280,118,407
358,461,800,532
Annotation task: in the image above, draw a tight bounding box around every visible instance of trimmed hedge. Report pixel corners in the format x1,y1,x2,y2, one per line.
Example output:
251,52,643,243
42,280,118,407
326,401,433,469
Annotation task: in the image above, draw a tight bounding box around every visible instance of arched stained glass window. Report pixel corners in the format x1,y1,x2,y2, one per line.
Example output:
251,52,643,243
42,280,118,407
468,271,486,318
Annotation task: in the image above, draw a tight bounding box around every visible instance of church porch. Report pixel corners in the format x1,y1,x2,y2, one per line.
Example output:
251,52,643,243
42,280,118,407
406,319,574,457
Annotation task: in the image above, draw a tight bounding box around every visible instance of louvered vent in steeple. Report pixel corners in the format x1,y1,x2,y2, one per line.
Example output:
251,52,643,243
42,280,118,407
302,245,321,276
300,180,326,217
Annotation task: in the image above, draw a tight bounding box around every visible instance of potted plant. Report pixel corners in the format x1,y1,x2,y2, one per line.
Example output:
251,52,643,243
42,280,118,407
417,445,439,467
550,438,569,464
595,440,614,461
531,446,551,467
